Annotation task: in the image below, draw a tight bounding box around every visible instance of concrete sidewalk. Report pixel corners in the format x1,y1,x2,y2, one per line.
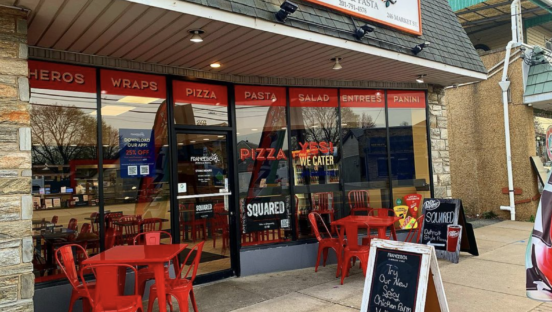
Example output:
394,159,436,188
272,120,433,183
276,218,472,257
157,221,552,311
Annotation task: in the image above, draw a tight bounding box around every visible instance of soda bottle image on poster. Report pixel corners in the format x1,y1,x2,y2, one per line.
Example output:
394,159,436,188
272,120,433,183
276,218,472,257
119,129,156,178
527,170,552,301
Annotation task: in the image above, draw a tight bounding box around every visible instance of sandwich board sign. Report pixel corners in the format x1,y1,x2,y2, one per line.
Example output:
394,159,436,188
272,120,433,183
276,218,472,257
360,239,449,312
420,198,479,263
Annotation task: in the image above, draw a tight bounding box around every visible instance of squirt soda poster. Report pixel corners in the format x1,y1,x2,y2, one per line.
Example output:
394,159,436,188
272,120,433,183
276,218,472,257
527,169,552,301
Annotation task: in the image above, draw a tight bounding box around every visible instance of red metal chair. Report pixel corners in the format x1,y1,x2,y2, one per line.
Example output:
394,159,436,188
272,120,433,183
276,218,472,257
115,216,140,245
313,192,335,230
148,241,205,312
68,218,78,232
337,221,371,284
133,231,174,297
140,218,164,233
80,263,144,312
308,212,342,278
211,203,229,249
80,223,91,235
180,204,207,242
404,215,425,243
55,244,95,312
105,212,123,229
348,190,370,215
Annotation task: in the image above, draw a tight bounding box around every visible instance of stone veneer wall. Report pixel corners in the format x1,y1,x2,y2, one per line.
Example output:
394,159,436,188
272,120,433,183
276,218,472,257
428,85,451,199
0,6,33,312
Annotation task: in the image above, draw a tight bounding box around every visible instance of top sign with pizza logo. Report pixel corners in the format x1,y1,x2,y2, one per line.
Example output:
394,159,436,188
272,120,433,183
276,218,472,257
302,0,422,35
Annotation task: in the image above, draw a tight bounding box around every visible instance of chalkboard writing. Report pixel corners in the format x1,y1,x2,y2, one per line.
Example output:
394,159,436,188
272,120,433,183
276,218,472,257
420,199,459,251
367,248,422,312
195,202,214,219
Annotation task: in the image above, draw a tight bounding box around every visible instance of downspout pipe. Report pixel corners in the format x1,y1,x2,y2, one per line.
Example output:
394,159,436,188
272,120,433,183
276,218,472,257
499,0,522,220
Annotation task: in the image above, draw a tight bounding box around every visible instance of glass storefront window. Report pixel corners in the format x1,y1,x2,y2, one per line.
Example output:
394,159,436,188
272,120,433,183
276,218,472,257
173,81,229,126
340,89,391,213
29,61,99,282
235,85,291,245
289,88,342,239
387,90,430,230
100,69,170,249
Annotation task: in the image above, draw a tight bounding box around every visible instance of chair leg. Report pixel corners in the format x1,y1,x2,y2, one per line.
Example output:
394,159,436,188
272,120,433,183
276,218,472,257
340,255,349,285
148,288,156,312
322,248,329,267
167,294,174,312
67,291,78,312
315,246,323,272
172,291,190,312
82,298,91,312
190,289,199,312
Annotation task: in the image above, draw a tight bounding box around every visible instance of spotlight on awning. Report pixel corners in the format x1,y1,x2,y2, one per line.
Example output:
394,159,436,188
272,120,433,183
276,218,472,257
331,57,342,70
353,24,375,40
189,29,204,43
416,74,426,83
412,42,430,55
275,0,298,23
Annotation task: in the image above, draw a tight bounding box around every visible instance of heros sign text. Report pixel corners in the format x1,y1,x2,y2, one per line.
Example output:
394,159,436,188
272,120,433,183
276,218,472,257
242,196,290,233
119,129,155,178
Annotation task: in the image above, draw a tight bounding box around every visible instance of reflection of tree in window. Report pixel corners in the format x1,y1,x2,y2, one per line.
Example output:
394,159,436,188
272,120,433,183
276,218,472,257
31,105,118,168
300,107,340,144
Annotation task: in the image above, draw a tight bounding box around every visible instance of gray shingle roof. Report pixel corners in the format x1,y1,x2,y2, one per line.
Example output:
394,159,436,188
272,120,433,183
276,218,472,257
180,0,487,74
526,47,552,97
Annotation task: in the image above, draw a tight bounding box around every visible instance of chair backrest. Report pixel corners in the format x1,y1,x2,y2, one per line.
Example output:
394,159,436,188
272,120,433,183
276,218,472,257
308,212,332,242
140,218,163,232
174,241,205,286
80,264,139,307
336,221,369,251
405,215,425,243
80,223,91,234
133,231,172,245
369,208,394,218
105,227,116,249
55,244,89,290
348,190,370,210
314,192,333,212
51,215,58,225
68,218,78,231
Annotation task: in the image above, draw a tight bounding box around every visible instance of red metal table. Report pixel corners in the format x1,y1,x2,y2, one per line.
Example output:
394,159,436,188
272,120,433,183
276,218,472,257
332,215,401,240
82,244,188,312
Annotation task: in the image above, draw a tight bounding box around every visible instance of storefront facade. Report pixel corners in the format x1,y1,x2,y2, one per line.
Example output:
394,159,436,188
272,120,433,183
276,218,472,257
0,0,486,311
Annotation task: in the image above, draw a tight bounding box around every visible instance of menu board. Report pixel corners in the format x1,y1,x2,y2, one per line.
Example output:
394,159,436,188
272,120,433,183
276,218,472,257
361,239,450,312
241,195,290,233
420,198,479,260
367,248,422,312
195,202,214,219
420,199,459,251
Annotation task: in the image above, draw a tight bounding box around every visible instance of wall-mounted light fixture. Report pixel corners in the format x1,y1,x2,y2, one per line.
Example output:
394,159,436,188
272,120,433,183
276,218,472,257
412,41,430,55
210,62,221,68
189,30,204,43
353,24,375,40
416,74,426,83
275,0,298,22
331,57,342,70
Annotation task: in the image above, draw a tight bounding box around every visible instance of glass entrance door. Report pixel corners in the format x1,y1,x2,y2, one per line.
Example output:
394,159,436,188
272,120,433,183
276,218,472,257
174,132,233,277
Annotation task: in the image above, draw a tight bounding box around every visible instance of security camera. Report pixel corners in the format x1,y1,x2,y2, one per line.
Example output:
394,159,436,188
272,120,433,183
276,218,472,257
353,24,376,40
275,1,298,22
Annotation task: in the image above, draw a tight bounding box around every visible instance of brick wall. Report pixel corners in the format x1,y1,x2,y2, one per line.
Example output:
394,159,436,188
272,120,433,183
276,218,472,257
429,85,451,199
0,6,33,312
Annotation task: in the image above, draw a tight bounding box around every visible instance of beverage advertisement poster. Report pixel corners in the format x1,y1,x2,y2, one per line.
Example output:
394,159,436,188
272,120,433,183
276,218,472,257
527,170,552,301
119,129,155,178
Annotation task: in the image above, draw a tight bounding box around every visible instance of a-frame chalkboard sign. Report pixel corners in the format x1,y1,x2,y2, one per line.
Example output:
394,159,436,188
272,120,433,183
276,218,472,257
420,198,478,262
360,239,449,312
